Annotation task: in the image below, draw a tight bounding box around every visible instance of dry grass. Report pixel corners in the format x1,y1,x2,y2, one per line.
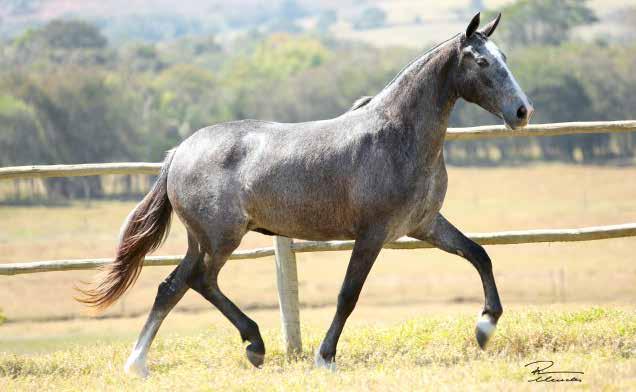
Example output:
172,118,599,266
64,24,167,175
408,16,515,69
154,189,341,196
1,307,634,391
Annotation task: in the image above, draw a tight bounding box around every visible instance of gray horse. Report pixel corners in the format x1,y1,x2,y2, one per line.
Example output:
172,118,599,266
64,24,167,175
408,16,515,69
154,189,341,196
79,12,533,377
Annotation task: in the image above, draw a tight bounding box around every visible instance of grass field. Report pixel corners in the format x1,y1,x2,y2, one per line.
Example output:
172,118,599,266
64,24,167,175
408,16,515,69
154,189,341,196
1,307,635,390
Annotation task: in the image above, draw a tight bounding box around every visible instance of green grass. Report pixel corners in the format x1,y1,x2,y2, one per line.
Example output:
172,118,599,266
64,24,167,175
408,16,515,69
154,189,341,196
1,307,634,391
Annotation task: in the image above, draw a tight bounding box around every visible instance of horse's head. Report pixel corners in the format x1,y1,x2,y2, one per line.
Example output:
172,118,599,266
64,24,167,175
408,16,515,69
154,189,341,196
454,13,534,129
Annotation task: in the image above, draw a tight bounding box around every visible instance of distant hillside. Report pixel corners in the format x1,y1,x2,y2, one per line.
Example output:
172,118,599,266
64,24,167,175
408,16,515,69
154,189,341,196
1,0,632,48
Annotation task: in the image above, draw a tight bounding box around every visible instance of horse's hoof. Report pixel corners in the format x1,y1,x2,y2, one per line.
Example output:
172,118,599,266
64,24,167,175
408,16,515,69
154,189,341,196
475,313,496,349
124,353,149,378
314,351,337,372
246,347,265,368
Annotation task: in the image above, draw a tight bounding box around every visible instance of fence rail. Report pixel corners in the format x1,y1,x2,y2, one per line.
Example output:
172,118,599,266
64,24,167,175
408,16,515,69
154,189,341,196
1,120,636,355
1,121,635,181
2,223,635,276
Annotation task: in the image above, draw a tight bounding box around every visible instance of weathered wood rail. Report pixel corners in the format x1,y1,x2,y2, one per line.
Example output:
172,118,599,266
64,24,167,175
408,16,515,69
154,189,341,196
1,120,635,355
2,223,635,276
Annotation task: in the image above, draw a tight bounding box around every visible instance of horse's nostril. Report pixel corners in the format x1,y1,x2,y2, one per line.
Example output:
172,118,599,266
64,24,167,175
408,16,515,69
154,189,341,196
516,105,528,120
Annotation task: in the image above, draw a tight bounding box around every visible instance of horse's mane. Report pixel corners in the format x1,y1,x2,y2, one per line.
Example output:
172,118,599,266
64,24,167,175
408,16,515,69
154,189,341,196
349,96,373,111
348,33,461,112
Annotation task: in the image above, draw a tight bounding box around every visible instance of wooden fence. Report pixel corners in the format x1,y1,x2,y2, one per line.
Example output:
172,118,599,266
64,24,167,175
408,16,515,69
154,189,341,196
1,120,636,356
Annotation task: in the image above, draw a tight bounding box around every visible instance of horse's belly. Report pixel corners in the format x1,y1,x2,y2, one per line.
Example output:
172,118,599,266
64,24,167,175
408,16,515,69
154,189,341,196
246,196,359,241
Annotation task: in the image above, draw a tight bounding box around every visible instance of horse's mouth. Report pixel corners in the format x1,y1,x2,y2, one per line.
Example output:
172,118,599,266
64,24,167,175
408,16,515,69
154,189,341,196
505,118,530,130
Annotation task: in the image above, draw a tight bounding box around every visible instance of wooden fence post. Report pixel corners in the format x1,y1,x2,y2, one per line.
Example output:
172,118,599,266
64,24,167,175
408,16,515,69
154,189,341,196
273,236,302,356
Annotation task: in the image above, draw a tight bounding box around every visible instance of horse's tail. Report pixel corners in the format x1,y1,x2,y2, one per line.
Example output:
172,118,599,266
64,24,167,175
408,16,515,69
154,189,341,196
76,149,176,312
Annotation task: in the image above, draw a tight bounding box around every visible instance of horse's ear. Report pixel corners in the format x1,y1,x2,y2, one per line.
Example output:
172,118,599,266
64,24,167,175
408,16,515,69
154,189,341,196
480,13,501,37
465,12,480,39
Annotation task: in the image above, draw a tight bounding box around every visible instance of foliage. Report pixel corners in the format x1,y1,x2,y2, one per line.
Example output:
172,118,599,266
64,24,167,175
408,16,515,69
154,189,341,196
1,0,40,16
485,0,598,48
353,7,387,30
97,13,219,44
316,9,338,32
20,20,107,50
1,8,636,199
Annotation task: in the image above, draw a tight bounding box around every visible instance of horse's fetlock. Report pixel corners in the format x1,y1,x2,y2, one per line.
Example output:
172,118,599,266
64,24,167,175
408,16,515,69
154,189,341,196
319,347,336,363
484,305,503,321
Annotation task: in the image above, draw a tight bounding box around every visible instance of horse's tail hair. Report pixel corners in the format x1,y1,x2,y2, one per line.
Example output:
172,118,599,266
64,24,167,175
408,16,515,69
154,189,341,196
76,149,176,312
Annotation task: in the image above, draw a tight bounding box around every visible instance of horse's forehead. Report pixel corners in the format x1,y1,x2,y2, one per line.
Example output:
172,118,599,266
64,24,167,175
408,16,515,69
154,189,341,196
483,40,504,62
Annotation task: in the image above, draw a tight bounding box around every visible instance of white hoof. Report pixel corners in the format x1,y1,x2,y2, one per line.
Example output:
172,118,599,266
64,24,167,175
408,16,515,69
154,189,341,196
124,351,149,378
476,313,496,336
475,313,497,349
314,351,337,372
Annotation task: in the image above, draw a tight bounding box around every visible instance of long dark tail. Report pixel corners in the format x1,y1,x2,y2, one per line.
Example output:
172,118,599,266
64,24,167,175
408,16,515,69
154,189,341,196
76,150,176,312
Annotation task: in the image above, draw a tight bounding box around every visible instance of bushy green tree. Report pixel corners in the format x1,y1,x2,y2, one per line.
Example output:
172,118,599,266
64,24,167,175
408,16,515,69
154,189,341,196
11,19,112,67
485,0,597,48
222,35,330,119
4,69,139,196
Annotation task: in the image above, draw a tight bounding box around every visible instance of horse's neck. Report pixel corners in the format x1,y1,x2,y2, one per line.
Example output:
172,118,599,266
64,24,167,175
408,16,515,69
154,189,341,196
373,41,458,147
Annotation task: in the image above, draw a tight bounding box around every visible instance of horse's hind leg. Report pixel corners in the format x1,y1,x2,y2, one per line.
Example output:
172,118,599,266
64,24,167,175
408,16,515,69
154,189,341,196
124,233,202,378
188,238,266,368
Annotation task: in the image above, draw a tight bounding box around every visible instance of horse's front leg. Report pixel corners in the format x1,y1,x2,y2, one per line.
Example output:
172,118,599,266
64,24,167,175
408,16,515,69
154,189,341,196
409,213,503,348
316,228,386,369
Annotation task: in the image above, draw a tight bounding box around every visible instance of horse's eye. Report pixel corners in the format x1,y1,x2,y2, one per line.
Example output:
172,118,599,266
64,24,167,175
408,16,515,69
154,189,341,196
476,58,489,67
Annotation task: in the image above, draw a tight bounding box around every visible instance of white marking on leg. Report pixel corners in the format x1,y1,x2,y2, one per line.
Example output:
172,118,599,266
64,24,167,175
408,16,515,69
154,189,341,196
476,313,496,338
124,319,159,378
314,350,337,372
124,345,149,378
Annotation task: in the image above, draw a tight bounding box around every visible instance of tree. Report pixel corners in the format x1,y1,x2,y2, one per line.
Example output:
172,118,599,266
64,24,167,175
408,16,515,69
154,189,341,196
153,64,226,138
0,93,43,166
280,0,307,21
317,10,338,33
485,0,598,48
222,35,331,120
37,20,107,49
10,19,111,67
353,7,387,31
2,0,40,16
5,69,139,197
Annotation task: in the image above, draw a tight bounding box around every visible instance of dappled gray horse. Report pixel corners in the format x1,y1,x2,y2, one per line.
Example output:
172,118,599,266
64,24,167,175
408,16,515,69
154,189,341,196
79,13,533,377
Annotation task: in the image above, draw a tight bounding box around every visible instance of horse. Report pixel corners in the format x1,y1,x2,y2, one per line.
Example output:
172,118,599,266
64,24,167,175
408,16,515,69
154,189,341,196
78,12,533,377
